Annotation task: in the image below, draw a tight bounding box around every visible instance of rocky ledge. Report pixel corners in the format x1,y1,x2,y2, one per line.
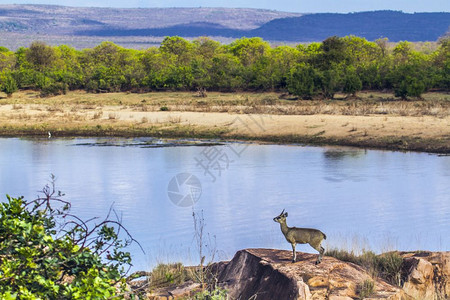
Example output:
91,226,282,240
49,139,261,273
214,249,449,300
143,249,450,299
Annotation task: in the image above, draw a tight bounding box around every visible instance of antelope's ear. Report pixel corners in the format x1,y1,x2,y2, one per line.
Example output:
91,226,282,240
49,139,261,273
284,212,288,217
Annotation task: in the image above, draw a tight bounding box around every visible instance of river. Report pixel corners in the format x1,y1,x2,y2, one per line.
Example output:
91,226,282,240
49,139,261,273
0,137,449,271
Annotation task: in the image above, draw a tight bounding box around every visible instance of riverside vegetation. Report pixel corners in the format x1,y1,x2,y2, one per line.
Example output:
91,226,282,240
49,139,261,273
0,35,449,152
0,35,448,99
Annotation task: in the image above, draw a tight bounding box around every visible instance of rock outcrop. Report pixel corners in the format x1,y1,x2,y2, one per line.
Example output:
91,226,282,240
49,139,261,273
140,249,450,299
400,251,450,300
214,249,408,300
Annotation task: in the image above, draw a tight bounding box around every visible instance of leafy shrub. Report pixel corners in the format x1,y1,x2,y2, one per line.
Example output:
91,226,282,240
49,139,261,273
287,64,318,99
343,67,362,96
389,63,427,99
0,72,18,97
40,82,68,97
394,78,426,99
193,287,228,300
85,80,99,93
0,177,139,299
160,106,169,111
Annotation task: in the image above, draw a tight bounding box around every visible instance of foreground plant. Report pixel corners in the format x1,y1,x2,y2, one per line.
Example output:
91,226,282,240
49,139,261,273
0,176,141,299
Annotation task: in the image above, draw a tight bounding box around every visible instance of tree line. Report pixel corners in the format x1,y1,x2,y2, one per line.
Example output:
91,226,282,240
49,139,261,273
0,35,448,99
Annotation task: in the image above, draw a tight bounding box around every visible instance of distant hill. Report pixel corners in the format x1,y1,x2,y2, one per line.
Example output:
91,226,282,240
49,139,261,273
251,11,450,42
74,10,450,42
0,5,301,33
0,5,448,49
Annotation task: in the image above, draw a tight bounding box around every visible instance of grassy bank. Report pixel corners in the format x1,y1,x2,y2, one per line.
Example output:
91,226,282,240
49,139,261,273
1,90,449,153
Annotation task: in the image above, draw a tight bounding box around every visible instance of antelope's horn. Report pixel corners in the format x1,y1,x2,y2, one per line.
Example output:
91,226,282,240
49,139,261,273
281,209,285,214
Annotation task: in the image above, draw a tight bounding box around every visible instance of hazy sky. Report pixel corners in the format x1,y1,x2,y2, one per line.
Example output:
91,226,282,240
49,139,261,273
1,0,449,13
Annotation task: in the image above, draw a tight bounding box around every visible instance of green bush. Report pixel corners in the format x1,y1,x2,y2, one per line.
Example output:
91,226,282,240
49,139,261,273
0,177,138,299
0,72,18,97
390,63,428,99
343,67,362,96
394,77,426,99
40,81,68,97
193,288,228,300
287,64,317,99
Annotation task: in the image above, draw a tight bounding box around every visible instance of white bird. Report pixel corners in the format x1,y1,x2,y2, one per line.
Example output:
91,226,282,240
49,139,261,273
48,131,51,138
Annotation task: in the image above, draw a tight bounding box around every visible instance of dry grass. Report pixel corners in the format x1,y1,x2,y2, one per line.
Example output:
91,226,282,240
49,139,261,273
108,113,118,120
92,111,103,120
46,105,64,113
1,90,449,117
150,262,188,288
167,115,182,124
357,279,375,299
326,248,403,286
0,90,448,153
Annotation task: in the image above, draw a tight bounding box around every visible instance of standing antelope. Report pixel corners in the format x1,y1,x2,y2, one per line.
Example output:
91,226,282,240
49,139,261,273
273,209,326,264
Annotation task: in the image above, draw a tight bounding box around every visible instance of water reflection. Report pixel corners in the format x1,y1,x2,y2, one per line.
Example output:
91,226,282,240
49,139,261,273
322,148,368,183
323,148,367,161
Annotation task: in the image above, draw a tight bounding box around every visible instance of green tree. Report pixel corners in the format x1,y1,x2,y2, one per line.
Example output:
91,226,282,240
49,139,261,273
390,63,427,99
190,37,224,90
253,45,300,90
343,67,362,97
318,67,343,99
0,178,139,299
160,36,194,65
0,72,18,97
342,36,380,66
287,63,318,99
432,35,450,90
80,42,141,92
0,36,445,95
25,41,57,72
193,37,222,59
0,47,16,72
227,37,270,67
208,53,243,91
52,45,84,90
314,36,349,69
392,41,413,64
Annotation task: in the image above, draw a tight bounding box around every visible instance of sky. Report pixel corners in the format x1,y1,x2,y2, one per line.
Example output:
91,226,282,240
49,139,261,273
0,0,449,13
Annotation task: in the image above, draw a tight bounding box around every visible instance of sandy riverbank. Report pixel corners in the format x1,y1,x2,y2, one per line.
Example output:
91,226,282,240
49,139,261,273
1,91,449,153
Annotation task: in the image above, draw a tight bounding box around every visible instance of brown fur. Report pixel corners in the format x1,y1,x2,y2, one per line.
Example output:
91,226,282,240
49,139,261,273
273,210,326,264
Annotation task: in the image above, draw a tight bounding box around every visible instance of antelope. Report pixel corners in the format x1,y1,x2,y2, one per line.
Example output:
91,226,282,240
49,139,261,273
273,209,326,264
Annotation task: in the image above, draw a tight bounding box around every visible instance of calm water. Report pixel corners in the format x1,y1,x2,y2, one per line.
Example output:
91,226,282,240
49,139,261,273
0,137,449,271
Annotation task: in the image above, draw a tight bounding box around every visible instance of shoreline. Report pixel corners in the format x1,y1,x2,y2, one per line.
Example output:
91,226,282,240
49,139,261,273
1,122,449,154
0,91,449,153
